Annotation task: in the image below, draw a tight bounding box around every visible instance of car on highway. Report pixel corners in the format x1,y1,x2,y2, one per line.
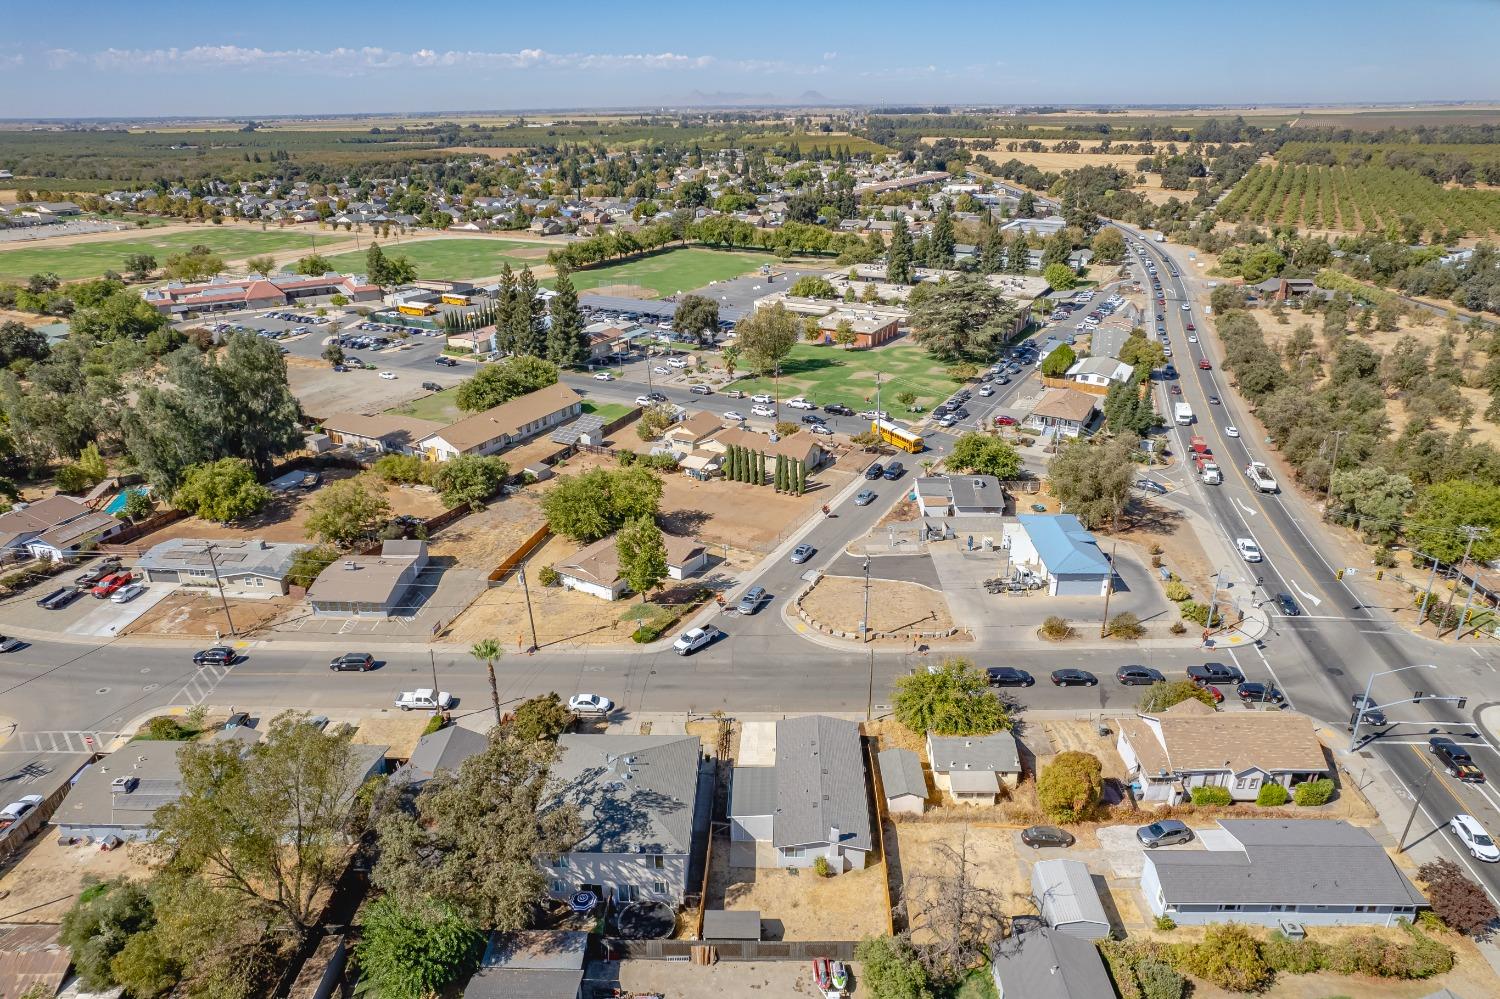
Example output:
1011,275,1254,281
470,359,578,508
1050,668,1098,687
854,489,877,506
789,544,816,564
1169,384,1183,396
193,646,237,667
673,625,722,655
1226,425,1240,437
1450,813,1500,862
986,667,1035,687
434,356,459,367
978,386,994,397
691,384,713,395
1275,593,1301,616
1350,693,1387,727
1236,682,1285,705
0,795,44,829
593,371,614,380
825,403,854,416
723,410,746,422
1187,335,1198,344
809,424,833,435
1198,359,1213,370
568,693,613,714
864,463,884,480
110,583,145,604
635,395,656,407
329,652,375,672
379,371,397,380
1020,825,1075,849
1236,537,1263,562
1138,820,1194,848
1430,738,1486,782
1116,666,1165,686
1208,394,1220,405
1181,303,1192,311
0,636,21,653
1187,662,1243,684
1185,322,1196,331
736,586,767,615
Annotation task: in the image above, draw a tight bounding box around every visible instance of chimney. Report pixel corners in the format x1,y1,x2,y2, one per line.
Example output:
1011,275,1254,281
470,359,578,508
828,825,841,845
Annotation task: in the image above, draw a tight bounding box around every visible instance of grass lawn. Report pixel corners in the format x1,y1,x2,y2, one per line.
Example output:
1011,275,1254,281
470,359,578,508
581,400,632,423
386,386,461,423
324,237,548,282
731,340,964,413
949,967,998,999
0,228,323,281
553,247,771,298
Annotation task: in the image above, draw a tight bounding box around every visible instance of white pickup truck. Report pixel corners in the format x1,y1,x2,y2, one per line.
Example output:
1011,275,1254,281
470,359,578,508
1245,461,1279,493
394,688,454,711
1173,402,1193,426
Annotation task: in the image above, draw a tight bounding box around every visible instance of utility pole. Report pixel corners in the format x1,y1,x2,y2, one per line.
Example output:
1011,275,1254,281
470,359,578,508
1099,513,1119,637
1398,764,1436,854
1415,549,1442,625
1205,567,1223,632
429,649,439,691
1320,430,1345,521
204,542,236,637
861,557,872,645
1439,526,1484,636
518,562,539,653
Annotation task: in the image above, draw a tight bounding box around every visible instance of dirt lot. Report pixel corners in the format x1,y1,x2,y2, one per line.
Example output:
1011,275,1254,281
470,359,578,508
584,283,654,299
897,822,1036,940
705,844,890,941
122,591,294,638
288,357,437,420
426,490,545,571
0,835,152,923
801,576,956,636
610,959,862,999
143,467,449,545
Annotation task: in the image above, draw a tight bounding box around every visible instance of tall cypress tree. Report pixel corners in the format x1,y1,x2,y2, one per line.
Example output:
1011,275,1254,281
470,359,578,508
512,267,545,357
546,266,587,367
887,217,914,285
494,264,517,354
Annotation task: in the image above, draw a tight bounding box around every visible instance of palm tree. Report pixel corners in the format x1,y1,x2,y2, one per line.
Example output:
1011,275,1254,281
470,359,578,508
469,638,504,726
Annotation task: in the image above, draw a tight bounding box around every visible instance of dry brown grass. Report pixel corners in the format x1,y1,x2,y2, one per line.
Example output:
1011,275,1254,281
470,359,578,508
123,592,293,638
706,853,890,941
0,836,153,923
800,577,955,636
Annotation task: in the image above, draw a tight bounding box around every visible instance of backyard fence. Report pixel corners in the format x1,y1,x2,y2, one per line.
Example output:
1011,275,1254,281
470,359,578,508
97,509,188,549
488,525,552,582
602,938,858,961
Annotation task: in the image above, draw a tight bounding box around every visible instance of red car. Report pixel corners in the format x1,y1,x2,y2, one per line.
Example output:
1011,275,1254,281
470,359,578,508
995,415,1018,427
1193,679,1225,704
90,571,133,598
1198,359,1212,370
1185,323,1195,331
1170,385,1183,395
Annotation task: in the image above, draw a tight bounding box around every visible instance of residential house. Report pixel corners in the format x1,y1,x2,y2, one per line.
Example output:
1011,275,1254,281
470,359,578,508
1031,860,1111,940
1066,356,1135,390
135,538,307,597
876,747,927,815
990,923,1115,999
393,724,491,788
552,533,707,601
1004,515,1112,597
1141,820,1427,927
729,715,873,873
541,734,706,904
417,384,582,462
1025,388,1097,439
0,925,73,999
999,215,1068,237
662,411,728,453
913,475,1006,518
925,731,1021,804
306,541,429,618
702,427,827,471
0,496,125,563
462,931,586,999
1116,700,1330,804
320,413,445,455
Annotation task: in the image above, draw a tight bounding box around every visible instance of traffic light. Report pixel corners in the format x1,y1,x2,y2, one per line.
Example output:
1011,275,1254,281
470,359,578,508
1336,568,1345,580
1413,690,1425,700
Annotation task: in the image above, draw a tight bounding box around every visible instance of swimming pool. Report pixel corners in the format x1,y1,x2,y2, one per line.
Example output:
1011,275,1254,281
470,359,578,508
103,487,150,515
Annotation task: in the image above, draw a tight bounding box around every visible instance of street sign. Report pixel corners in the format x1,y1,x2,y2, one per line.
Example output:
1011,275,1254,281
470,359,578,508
570,891,597,913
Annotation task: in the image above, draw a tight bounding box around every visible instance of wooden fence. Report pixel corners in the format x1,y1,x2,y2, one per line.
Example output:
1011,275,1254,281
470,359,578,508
97,509,188,549
865,737,901,936
603,938,858,961
488,524,552,582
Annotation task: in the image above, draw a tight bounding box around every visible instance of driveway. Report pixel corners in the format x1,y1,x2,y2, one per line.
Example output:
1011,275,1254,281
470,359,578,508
825,553,940,589
65,584,178,637
268,566,487,638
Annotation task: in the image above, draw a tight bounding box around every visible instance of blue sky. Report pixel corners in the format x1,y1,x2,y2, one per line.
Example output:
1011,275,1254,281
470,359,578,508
4,0,1499,118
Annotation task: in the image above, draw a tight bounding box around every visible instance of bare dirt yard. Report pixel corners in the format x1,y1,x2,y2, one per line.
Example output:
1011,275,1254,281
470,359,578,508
425,490,545,572
123,591,294,638
143,467,449,546
587,283,655,299
897,822,1036,940
0,836,151,923
288,357,440,420
800,576,956,636
705,844,890,941
612,960,861,999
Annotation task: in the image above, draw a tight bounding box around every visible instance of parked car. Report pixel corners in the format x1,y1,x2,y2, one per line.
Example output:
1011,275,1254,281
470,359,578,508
691,384,714,395
1450,813,1500,862
0,795,44,829
787,398,816,410
90,571,133,598
74,558,123,589
421,381,443,391
751,393,774,404
995,415,1018,426
635,395,656,407
723,410,746,422
1195,682,1225,704
1050,669,1098,687
193,646,237,667
736,586,767,615
825,403,854,416
0,636,21,653
672,625,722,656
809,424,833,436
567,693,613,714
801,414,826,425
1237,682,1285,705
1187,662,1243,684
882,461,905,480
1116,666,1165,686
379,371,397,380
854,489,878,506
986,667,1035,688
329,652,375,672
593,371,614,381
1430,738,1486,782
1021,825,1075,848
789,544,816,564
1138,820,1194,848
110,583,146,604
751,405,777,418
395,689,454,711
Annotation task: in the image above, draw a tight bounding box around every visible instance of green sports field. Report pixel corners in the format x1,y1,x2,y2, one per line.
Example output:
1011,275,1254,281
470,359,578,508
324,237,550,282
732,341,963,413
554,248,772,299
0,228,324,281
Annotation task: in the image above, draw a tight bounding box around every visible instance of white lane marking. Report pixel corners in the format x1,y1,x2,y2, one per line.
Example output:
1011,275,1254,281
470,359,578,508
1383,764,1500,904
1234,498,1257,518
1291,580,1323,608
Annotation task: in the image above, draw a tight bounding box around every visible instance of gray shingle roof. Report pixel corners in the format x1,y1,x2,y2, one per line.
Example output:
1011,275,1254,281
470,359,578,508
990,925,1114,999
772,716,872,852
1149,820,1427,908
397,725,490,785
877,748,926,800
548,734,702,854
927,732,1020,776
729,765,778,817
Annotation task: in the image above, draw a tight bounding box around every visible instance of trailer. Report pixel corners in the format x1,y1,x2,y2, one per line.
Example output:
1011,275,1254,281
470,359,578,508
1189,435,1210,456
874,419,924,453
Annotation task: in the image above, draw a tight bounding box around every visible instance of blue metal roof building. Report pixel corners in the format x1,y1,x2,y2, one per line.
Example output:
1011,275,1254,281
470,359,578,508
1012,514,1112,596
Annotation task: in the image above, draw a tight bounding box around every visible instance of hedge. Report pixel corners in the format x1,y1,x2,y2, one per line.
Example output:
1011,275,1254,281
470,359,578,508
1255,783,1290,806
1293,778,1334,806
1189,786,1232,807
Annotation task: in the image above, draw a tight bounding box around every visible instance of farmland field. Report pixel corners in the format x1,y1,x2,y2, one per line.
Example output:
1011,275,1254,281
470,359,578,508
324,237,550,282
0,227,324,281
554,247,771,298
731,340,964,413
1216,163,1500,236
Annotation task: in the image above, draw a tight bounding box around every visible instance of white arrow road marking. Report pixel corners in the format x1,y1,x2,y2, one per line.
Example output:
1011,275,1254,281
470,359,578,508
1234,498,1257,517
1291,580,1323,608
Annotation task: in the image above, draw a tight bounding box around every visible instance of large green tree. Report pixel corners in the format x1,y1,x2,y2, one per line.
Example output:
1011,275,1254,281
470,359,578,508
70,290,170,343
736,303,800,381
893,658,1011,736
0,320,50,368
887,217,914,285
455,355,559,412
1405,480,1500,563
432,455,509,511
545,267,587,366
170,458,272,522
59,879,156,991
1330,466,1414,544
1036,751,1103,823
672,293,722,344
1046,435,1136,529
540,467,662,542
355,895,482,999
305,477,393,545
908,276,1019,363
616,514,667,604
946,433,1021,479
1039,343,1077,377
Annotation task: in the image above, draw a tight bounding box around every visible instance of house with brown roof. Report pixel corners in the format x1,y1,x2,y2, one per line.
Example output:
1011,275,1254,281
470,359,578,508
701,427,827,469
1117,700,1330,804
1025,388,1097,439
321,412,445,454
306,540,429,617
417,384,582,462
0,496,125,563
553,533,708,601
662,411,728,452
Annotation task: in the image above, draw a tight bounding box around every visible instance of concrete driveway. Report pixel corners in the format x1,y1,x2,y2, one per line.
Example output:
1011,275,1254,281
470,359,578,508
1095,823,1206,878
65,584,177,638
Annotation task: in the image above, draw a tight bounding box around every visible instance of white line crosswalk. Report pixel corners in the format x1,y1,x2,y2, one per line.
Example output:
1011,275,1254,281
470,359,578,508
173,662,233,707
14,730,121,753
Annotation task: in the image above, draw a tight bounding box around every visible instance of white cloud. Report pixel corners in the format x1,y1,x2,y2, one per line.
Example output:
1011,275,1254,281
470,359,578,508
38,45,816,78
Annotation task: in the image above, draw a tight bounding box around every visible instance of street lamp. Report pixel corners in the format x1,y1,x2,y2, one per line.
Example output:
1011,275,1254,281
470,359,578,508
1347,663,1437,751
861,557,872,645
